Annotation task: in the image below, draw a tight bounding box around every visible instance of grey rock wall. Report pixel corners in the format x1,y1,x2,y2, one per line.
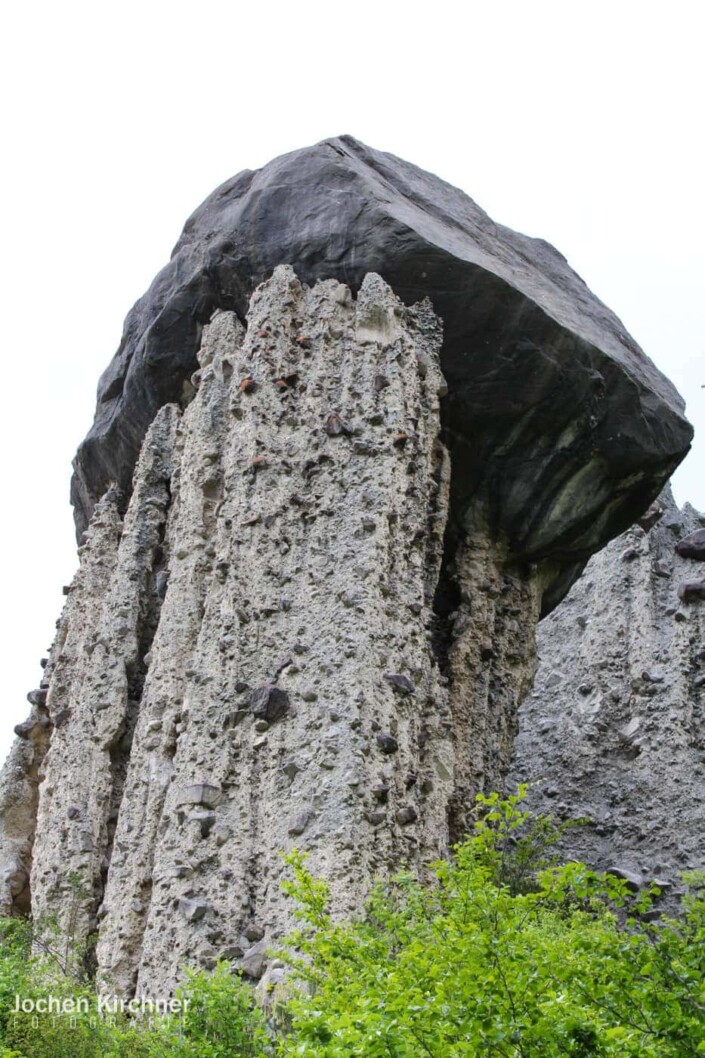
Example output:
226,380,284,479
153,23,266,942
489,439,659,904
510,490,705,900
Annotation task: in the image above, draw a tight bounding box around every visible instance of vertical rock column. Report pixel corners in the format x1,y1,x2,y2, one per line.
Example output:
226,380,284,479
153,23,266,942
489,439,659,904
29,408,178,965
443,533,542,841
0,735,51,917
0,490,124,922
97,266,455,996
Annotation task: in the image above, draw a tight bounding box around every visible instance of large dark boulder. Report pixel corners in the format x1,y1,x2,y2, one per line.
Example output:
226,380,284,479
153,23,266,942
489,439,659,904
72,135,692,611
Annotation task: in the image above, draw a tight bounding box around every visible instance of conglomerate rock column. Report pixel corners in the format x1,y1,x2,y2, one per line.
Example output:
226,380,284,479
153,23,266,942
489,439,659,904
96,267,461,995
0,265,533,996
30,412,178,964
445,535,543,842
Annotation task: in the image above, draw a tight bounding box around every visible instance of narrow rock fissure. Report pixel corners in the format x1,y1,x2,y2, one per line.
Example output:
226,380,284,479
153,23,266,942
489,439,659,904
430,527,461,678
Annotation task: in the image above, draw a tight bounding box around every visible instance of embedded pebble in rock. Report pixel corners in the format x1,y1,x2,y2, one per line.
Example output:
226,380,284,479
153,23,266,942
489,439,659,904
179,899,210,923
287,811,311,837
384,674,416,695
675,529,705,560
241,940,268,980
243,922,265,943
249,685,291,723
678,580,705,603
510,489,705,906
376,733,399,755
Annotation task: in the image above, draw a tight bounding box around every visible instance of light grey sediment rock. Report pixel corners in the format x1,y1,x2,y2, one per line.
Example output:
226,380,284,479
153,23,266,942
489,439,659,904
510,489,705,905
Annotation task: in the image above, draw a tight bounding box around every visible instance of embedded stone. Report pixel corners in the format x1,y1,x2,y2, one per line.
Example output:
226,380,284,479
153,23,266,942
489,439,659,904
638,500,664,532
376,732,399,754
179,898,211,923
287,811,311,837
325,412,351,437
678,580,705,603
384,673,415,695
676,529,705,560
240,939,268,979
243,922,265,943
178,784,223,809
249,684,291,723
365,810,386,826
13,718,46,740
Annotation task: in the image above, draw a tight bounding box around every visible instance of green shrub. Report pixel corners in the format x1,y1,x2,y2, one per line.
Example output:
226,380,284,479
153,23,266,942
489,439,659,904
0,919,32,1041
0,946,270,1057
152,963,271,1058
278,790,705,1057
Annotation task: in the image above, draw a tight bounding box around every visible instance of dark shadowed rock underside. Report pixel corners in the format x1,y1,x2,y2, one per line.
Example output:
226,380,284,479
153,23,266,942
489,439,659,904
72,135,692,611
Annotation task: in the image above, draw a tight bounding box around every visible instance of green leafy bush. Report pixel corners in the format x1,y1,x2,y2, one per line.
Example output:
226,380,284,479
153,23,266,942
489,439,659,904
0,950,269,1057
278,790,705,1057
156,963,271,1058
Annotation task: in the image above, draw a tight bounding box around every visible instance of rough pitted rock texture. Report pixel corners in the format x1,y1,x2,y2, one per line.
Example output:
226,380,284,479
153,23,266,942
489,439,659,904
0,269,545,997
0,736,50,918
510,490,705,901
72,136,691,614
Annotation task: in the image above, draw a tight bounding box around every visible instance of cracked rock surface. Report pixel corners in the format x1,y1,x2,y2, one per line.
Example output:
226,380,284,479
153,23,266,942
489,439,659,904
510,489,705,905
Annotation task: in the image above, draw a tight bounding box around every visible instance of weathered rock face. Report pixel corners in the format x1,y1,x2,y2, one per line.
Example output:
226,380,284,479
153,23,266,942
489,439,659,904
72,136,691,613
510,490,705,901
1,268,546,995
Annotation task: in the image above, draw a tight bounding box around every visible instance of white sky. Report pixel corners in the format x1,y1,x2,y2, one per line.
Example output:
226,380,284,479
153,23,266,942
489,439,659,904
1,0,703,764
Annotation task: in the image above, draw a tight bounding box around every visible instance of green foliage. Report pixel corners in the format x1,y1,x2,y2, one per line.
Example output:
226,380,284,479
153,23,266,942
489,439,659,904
1,958,153,1058
0,944,270,1057
1,791,702,1057
277,790,705,1057
0,920,32,1039
156,963,271,1058
29,871,98,983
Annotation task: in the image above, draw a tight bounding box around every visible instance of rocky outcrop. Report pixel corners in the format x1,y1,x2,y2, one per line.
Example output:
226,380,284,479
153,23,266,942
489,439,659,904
72,137,691,615
1,268,547,995
510,490,705,900
0,138,694,999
